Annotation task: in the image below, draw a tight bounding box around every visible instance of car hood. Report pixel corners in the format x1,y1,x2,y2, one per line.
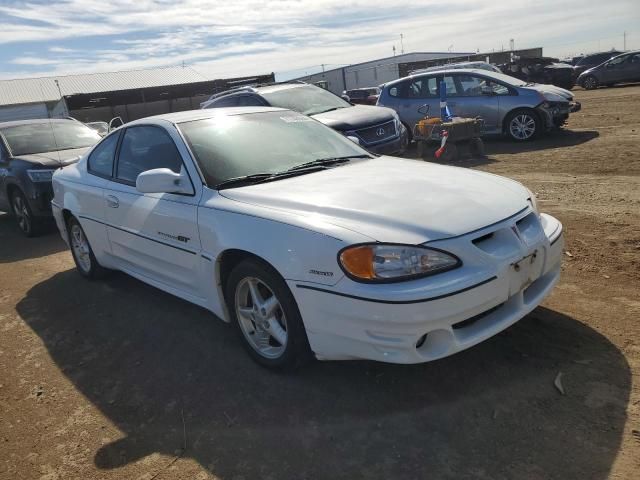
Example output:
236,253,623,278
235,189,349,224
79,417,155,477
312,105,396,131
12,147,90,167
219,157,529,244
526,83,574,102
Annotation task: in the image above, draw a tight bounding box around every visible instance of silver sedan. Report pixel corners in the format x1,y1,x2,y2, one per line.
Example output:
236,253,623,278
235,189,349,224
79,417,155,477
377,69,581,141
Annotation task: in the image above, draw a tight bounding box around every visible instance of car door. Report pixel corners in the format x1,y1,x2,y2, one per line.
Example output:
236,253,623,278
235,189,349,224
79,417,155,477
623,53,640,82
396,75,440,129
443,74,500,131
601,54,630,83
103,123,204,300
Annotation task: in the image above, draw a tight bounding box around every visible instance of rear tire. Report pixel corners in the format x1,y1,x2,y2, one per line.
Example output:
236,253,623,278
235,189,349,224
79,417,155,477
505,109,541,141
225,258,312,370
67,216,108,279
10,189,40,237
582,75,598,90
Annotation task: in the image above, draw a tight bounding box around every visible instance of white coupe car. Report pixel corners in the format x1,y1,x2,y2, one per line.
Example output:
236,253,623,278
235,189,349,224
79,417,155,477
51,107,564,369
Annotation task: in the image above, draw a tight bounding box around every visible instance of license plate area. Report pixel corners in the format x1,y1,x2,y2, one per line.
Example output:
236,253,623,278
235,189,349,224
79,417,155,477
508,249,544,295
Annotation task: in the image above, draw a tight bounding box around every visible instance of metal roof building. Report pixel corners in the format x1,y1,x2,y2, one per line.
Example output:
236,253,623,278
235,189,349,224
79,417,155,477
0,66,274,123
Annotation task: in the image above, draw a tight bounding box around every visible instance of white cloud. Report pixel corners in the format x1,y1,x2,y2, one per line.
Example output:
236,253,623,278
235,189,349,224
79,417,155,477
0,0,638,80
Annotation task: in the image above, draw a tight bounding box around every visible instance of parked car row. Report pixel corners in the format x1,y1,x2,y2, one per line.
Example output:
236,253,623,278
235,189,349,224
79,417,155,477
48,107,564,369
1,66,568,370
576,50,640,90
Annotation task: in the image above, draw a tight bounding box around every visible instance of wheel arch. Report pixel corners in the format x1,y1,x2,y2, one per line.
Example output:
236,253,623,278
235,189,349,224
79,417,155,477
215,248,280,322
502,106,544,135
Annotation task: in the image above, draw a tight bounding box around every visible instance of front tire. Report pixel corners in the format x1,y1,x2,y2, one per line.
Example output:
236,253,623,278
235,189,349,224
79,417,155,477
582,75,598,90
225,258,312,369
67,216,108,279
505,109,540,141
10,189,40,237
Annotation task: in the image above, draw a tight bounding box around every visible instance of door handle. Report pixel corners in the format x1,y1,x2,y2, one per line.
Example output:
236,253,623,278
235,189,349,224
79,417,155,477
106,195,119,208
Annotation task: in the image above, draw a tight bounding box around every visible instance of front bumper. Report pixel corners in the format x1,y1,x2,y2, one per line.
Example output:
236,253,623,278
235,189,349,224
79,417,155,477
537,101,581,129
291,210,563,363
364,124,409,156
24,180,55,218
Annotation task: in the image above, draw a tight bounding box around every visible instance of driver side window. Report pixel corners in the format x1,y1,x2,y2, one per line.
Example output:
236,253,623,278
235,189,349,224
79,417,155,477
116,126,183,184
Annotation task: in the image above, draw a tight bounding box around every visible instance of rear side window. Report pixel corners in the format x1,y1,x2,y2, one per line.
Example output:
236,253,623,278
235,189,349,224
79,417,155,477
88,132,119,177
116,126,183,184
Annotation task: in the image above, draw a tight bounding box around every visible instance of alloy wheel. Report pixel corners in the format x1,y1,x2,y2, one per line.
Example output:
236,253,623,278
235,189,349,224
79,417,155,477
70,224,92,273
509,114,536,140
235,277,288,359
583,77,597,90
12,194,31,234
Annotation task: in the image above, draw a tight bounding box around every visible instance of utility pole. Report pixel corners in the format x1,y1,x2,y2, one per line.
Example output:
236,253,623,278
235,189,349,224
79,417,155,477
510,38,515,51
321,63,325,72
392,45,396,57
624,31,627,50
400,34,404,54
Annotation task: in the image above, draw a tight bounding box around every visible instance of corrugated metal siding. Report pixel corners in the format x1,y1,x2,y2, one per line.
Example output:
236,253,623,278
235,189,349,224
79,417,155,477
0,66,209,107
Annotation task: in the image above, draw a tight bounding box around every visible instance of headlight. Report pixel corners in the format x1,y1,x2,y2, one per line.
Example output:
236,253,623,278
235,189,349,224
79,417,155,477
338,243,460,283
27,169,55,182
526,188,539,215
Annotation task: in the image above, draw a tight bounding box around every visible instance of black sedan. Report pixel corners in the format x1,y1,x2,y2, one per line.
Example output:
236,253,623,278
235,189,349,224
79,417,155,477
0,119,101,236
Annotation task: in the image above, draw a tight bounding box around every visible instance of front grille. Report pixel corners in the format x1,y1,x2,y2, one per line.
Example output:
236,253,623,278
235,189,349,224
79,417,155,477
452,303,504,330
355,120,397,145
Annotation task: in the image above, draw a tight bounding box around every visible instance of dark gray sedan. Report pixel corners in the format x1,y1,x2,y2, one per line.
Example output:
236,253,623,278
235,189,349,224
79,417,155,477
0,119,101,236
577,51,640,90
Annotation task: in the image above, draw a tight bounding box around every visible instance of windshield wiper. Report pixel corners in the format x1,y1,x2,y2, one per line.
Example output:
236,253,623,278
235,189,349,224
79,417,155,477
287,154,371,171
216,166,333,190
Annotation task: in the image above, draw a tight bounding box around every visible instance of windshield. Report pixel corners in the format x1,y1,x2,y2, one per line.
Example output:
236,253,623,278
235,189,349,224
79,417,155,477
1,122,101,156
178,110,370,187
260,85,351,116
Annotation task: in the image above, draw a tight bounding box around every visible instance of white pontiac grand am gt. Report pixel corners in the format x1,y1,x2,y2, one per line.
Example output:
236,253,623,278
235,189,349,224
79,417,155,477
51,107,564,369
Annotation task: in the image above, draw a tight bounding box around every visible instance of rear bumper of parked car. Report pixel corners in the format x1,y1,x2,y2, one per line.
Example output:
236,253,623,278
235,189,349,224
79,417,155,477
291,211,563,364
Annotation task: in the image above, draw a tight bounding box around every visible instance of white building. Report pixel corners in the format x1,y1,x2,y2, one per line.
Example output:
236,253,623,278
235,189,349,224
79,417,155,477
292,51,472,95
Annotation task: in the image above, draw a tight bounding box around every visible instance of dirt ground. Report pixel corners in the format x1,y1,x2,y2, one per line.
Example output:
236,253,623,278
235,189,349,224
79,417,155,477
1,85,639,480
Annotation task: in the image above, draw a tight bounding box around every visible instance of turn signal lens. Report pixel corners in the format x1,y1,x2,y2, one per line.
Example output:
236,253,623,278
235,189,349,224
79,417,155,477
339,244,460,283
339,245,375,279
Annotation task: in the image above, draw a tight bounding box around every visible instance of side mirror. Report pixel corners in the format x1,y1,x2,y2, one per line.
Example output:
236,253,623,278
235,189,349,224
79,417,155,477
346,135,360,144
341,94,351,102
108,116,124,132
136,168,193,195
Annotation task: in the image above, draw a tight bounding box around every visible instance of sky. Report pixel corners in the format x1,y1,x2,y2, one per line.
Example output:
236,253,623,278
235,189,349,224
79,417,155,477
0,0,638,81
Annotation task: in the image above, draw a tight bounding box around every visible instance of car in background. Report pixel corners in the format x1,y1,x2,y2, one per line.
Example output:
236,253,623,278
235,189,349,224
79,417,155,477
499,57,575,90
51,107,563,369
577,50,640,89
378,68,581,141
201,83,408,155
85,121,109,136
342,87,380,105
411,61,501,75
0,118,101,236
573,50,622,79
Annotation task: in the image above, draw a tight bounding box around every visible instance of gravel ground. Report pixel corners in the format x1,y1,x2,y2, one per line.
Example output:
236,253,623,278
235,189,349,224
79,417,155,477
1,85,639,480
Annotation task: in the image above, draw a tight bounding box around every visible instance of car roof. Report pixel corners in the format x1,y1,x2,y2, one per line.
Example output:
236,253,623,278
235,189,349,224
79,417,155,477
127,107,289,126
386,68,494,85
0,118,78,128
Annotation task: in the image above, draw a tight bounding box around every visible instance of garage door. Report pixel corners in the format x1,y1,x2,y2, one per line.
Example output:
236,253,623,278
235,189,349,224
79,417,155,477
0,103,49,122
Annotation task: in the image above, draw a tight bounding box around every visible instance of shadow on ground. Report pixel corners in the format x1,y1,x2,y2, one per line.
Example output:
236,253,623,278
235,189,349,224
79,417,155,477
16,269,630,479
482,129,599,155
0,213,65,263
